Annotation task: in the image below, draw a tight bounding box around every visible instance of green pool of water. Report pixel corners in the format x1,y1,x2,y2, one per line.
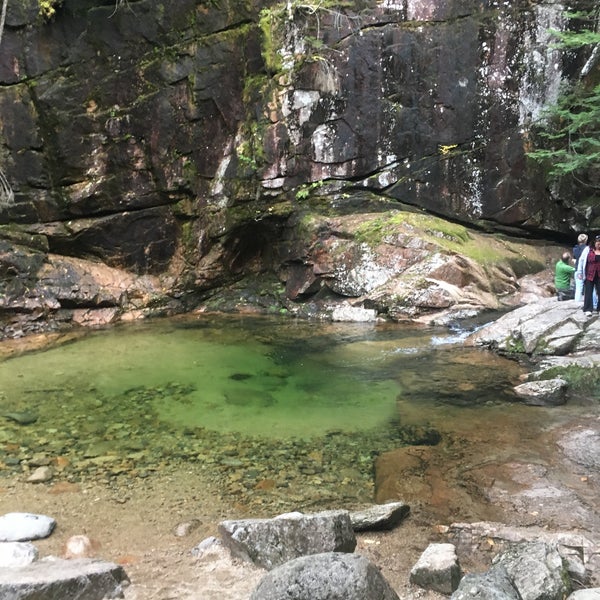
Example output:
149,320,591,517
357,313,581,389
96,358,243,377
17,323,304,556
0,315,524,438
1,318,405,438
0,314,531,510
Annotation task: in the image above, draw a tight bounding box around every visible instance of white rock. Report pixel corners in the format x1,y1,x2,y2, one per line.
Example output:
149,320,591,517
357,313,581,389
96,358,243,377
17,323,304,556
331,305,377,322
513,378,567,406
26,466,54,483
0,513,56,542
64,535,94,559
568,589,600,600
0,542,38,567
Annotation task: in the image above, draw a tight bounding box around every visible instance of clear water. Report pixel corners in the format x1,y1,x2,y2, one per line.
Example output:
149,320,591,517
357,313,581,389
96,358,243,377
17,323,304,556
0,314,527,511
0,315,522,438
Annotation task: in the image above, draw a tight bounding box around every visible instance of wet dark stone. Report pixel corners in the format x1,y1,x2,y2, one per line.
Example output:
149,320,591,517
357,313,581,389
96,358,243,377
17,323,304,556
230,373,253,381
3,412,38,425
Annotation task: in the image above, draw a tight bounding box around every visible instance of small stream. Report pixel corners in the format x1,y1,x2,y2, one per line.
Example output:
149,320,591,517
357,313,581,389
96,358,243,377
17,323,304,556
0,314,572,515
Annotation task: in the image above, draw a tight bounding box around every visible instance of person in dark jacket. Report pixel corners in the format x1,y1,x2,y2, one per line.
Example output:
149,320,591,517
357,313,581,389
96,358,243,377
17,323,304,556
578,235,600,315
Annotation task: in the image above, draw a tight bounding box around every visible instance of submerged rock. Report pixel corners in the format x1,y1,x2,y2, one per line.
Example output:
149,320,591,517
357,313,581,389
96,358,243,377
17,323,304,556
557,429,600,471
3,412,38,425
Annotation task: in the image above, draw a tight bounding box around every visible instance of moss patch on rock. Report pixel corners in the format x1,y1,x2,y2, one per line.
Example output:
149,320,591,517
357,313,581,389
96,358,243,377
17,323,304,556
352,211,545,273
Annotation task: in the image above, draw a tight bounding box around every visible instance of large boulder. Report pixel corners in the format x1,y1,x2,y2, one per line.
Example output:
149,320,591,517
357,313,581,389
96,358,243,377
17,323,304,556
513,378,568,406
491,542,572,600
218,510,356,570
447,522,598,586
467,298,596,356
249,552,399,600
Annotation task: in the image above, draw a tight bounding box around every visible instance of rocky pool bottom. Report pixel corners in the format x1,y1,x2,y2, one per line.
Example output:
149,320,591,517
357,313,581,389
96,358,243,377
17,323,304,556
0,391,439,514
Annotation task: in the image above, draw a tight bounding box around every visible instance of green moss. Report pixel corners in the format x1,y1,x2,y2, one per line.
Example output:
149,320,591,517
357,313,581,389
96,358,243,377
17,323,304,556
235,75,273,175
38,0,62,20
355,212,471,246
258,0,348,75
295,180,326,201
539,365,600,398
242,74,270,105
259,5,286,73
180,221,194,248
505,336,526,355
352,211,546,272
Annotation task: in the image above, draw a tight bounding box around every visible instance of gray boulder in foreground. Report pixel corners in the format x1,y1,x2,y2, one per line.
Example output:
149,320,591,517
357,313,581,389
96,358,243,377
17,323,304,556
0,557,129,599
250,552,399,600
451,567,521,599
350,501,410,532
492,541,571,600
219,510,356,570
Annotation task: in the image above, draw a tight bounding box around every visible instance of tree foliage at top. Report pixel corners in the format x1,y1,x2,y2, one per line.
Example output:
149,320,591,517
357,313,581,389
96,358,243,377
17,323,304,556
528,6,600,189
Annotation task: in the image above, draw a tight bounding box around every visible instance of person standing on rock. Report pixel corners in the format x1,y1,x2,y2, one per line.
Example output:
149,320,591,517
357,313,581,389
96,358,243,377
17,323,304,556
577,235,600,316
555,252,576,300
573,233,588,301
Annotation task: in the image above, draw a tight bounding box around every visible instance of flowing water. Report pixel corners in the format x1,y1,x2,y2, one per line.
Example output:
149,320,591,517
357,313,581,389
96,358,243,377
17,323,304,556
0,314,532,513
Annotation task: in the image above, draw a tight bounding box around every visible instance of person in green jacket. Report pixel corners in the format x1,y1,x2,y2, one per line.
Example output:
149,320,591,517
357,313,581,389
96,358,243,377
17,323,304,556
555,252,576,300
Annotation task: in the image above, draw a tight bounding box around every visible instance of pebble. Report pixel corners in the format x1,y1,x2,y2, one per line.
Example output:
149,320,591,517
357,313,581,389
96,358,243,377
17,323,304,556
173,519,201,537
27,466,54,483
3,412,38,425
63,534,95,558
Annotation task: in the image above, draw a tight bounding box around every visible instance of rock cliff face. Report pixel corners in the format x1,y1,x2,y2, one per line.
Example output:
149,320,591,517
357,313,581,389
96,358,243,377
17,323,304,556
0,0,593,337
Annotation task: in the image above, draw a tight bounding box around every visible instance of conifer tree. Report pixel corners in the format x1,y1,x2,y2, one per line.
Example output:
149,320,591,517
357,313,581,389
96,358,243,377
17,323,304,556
527,6,599,190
